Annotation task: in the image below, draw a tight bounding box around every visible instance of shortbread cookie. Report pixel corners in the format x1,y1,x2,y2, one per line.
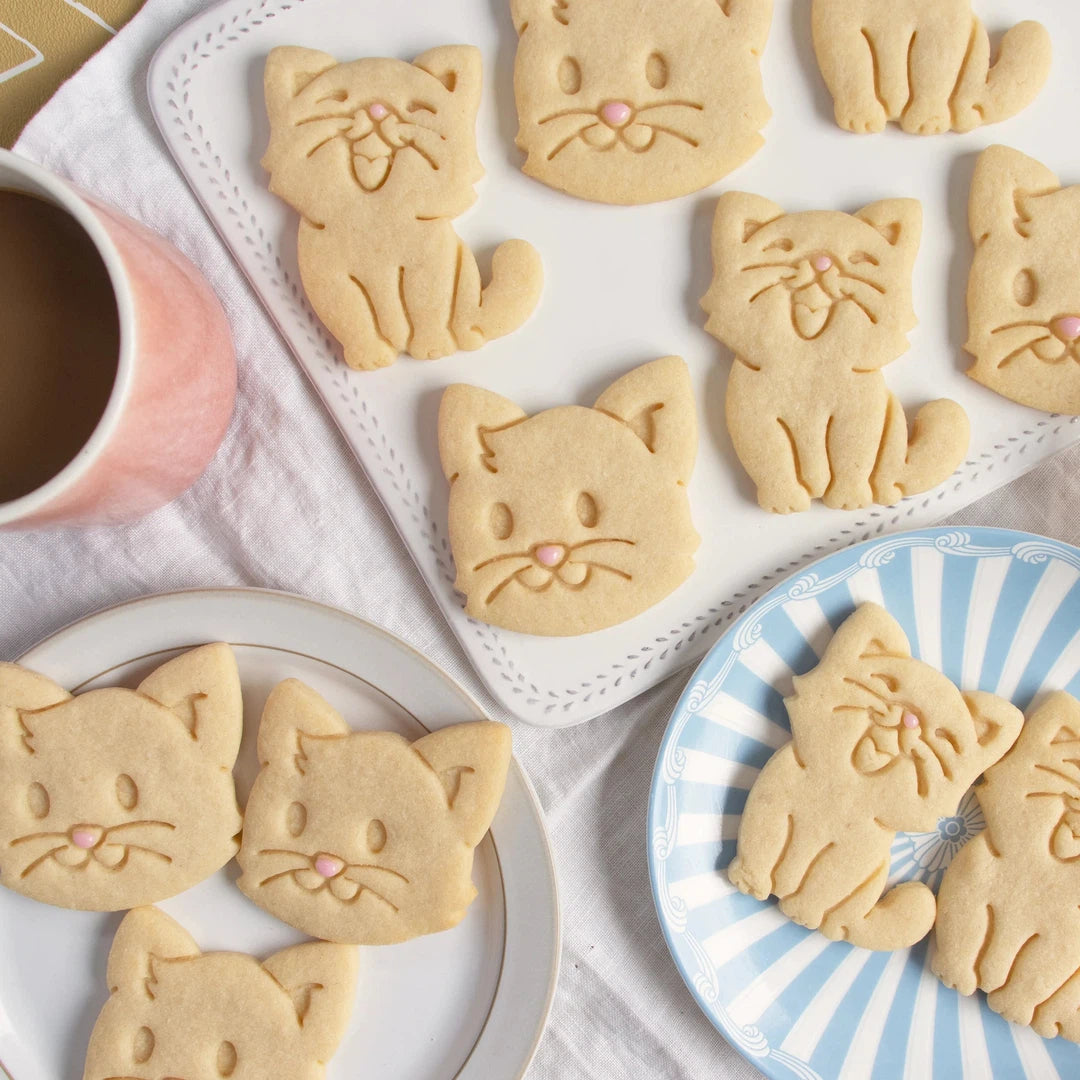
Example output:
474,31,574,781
238,679,511,944
263,45,543,370
934,692,1080,1040
439,356,699,635
702,193,970,513
812,1,1050,135
511,0,772,205
966,146,1080,415
729,604,1022,951
0,644,242,911
83,906,357,1080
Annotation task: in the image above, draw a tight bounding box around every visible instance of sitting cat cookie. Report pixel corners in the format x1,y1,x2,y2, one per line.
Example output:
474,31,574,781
702,193,970,514
812,0,1050,135
439,356,699,635
238,679,511,944
934,693,1080,1041
263,45,543,371
511,0,772,204
729,604,1022,950
0,644,242,911
966,146,1080,415
83,906,357,1080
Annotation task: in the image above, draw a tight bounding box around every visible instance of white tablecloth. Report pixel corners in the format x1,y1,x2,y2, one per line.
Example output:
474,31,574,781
3,2,1078,1076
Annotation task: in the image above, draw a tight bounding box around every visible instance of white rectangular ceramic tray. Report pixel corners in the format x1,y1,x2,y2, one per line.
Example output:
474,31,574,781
149,0,1080,727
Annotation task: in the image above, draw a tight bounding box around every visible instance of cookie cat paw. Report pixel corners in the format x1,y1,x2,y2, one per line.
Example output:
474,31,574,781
835,105,887,134
727,856,771,902
408,330,458,362
900,107,952,135
756,487,811,515
343,341,398,371
930,956,978,998
822,484,873,511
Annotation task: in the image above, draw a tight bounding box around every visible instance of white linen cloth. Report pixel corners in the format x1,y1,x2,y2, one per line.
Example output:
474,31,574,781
2,3,1079,1076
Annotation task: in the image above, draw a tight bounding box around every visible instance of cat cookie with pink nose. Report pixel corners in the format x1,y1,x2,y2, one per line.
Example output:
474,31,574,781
966,146,1080,415
237,678,511,944
0,644,243,911
439,356,700,635
510,0,773,204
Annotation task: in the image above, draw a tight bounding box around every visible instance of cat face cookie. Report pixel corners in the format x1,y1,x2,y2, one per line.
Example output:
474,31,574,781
83,906,357,1080
934,693,1080,1040
439,356,699,636
0,644,242,911
703,193,969,513
812,1,1050,135
511,0,772,204
966,146,1080,415
263,45,542,371
237,679,511,945
729,604,1022,951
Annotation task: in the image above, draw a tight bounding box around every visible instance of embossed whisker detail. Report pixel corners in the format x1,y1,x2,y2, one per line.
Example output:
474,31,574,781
547,124,599,161
19,845,67,878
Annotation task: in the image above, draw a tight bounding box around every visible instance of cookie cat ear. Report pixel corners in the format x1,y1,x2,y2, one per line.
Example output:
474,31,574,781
413,722,512,847
822,603,911,665
262,942,359,1058
510,0,568,32
138,644,243,769
593,356,697,485
962,690,1024,765
438,385,528,482
413,46,482,115
264,46,338,120
854,199,922,260
969,145,1061,244
258,678,350,769
0,662,70,753
106,906,200,997
712,191,786,252
716,0,773,53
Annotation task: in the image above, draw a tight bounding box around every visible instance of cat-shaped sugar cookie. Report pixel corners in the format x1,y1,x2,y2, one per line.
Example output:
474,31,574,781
934,693,1080,1041
966,146,1080,415
83,906,357,1080
439,356,699,636
238,679,511,944
511,0,772,204
702,193,970,514
263,45,543,371
0,644,242,911
729,604,1022,951
812,0,1050,135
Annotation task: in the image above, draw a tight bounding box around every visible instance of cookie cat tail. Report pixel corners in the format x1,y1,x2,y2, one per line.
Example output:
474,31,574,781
951,19,1051,133
871,395,970,506
450,240,543,351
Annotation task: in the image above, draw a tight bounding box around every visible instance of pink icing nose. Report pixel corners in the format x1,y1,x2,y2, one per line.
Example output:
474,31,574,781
600,101,632,127
314,855,345,879
535,544,566,568
902,711,920,730
369,103,389,121
1054,316,1080,342
71,827,101,850
812,255,833,273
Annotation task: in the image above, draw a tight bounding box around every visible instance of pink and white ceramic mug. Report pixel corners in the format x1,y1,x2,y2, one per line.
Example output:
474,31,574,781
0,150,236,530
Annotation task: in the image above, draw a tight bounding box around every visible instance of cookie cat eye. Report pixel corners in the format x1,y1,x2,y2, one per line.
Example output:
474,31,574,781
133,1025,154,1064
645,52,669,90
558,56,582,95
27,782,49,820
763,238,794,253
490,502,514,540
217,1039,238,1076
576,492,599,528
367,818,388,853
1013,268,1038,307
286,801,307,837
116,773,139,810
848,251,879,266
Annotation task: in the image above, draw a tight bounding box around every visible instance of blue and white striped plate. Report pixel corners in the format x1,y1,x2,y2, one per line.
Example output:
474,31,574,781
649,527,1080,1080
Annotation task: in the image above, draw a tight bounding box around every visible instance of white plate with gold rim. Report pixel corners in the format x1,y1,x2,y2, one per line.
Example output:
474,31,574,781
0,588,559,1080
